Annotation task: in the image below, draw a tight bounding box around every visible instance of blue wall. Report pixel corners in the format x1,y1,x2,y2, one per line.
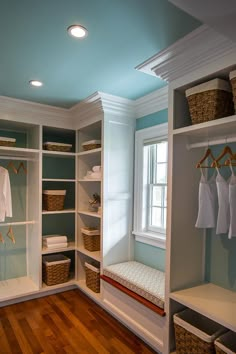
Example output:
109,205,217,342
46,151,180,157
134,108,168,271
136,109,168,130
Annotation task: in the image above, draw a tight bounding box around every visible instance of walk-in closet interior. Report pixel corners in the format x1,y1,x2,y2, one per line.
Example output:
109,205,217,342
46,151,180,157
1,1,236,353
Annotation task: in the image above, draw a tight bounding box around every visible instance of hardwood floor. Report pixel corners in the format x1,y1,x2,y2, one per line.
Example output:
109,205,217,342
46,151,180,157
0,289,157,354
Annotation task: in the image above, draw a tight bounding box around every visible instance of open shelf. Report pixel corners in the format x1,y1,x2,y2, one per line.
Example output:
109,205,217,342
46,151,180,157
42,209,76,215
42,276,76,291
42,178,76,182
78,210,101,218
77,147,102,156
173,114,236,145
42,242,76,254
0,146,40,158
42,150,76,158
78,178,101,182
170,283,236,331
0,277,39,301
77,247,101,262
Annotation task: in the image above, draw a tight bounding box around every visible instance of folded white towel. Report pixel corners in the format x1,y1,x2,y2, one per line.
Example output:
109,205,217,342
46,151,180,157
43,235,68,244
92,166,101,172
43,242,68,249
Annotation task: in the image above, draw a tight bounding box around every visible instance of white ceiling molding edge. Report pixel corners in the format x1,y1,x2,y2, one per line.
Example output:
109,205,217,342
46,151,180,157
135,85,168,119
136,25,236,82
0,87,168,128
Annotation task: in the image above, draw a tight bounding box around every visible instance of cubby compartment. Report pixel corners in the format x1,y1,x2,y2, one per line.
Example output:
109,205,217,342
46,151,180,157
42,213,75,252
42,181,75,211
76,251,101,297
77,121,102,153
77,213,101,262
42,155,75,180
42,250,75,288
0,120,39,150
42,126,76,153
77,151,101,181
77,181,101,214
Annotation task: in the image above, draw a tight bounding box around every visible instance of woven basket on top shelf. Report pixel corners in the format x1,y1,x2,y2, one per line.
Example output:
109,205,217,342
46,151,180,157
215,331,236,354
230,70,236,114
81,227,100,252
85,262,100,293
43,190,66,211
43,142,72,152
174,309,226,354
0,137,16,147
186,78,234,125
82,140,101,151
42,254,71,286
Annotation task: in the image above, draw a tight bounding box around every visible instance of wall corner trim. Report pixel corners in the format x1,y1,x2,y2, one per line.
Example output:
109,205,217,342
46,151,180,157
136,24,236,82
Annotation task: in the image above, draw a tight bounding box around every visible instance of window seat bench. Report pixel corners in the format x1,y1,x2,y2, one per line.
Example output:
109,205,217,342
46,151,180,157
101,261,165,317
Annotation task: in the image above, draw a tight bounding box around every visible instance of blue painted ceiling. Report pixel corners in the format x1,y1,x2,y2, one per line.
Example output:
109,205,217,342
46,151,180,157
0,0,200,108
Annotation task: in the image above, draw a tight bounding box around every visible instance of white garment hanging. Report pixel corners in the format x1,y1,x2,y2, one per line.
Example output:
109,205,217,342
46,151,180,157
228,168,236,239
216,170,229,235
0,166,12,222
195,171,217,228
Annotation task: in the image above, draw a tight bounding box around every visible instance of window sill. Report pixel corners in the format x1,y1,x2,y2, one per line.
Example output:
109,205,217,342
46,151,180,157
132,231,166,249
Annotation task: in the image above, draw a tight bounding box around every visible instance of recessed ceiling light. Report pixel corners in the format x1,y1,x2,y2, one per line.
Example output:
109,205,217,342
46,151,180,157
29,80,43,87
67,25,88,38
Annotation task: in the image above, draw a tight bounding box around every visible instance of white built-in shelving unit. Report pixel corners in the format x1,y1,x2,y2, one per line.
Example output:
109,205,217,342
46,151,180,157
166,55,236,352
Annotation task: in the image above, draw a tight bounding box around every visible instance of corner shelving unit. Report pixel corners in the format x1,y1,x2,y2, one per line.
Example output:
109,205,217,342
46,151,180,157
167,62,236,352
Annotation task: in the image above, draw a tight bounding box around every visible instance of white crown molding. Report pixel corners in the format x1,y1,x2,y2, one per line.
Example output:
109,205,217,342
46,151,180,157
0,95,72,128
134,86,168,119
136,25,236,83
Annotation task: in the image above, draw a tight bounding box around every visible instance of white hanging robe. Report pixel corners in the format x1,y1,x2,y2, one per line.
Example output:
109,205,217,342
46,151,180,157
216,171,229,235
0,166,12,222
195,172,217,228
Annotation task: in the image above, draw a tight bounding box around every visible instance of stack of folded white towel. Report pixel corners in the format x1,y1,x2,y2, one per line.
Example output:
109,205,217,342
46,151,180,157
84,165,101,179
43,235,68,249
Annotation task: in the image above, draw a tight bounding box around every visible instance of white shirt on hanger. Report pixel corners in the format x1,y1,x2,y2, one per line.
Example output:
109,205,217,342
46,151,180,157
216,170,229,235
0,166,12,222
195,171,217,228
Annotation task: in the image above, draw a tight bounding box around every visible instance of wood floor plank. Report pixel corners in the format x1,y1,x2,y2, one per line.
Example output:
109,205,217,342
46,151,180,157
0,289,157,354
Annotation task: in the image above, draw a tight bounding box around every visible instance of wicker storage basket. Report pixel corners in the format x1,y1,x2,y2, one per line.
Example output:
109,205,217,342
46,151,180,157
186,78,234,125
81,227,100,251
43,142,72,152
43,190,66,211
85,262,100,293
215,331,236,354
82,140,101,151
229,70,236,113
0,137,16,147
42,254,71,286
174,309,226,354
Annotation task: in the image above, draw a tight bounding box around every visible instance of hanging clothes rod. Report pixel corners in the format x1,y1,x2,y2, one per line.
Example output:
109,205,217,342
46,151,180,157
187,136,236,150
0,156,36,161
0,221,35,227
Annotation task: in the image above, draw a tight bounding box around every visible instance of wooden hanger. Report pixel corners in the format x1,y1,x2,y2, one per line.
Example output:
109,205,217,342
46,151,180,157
225,153,236,166
0,232,4,244
196,148,216,168
7,226,15,244
211,146,233,168
7,161,18,174
17,162,27,174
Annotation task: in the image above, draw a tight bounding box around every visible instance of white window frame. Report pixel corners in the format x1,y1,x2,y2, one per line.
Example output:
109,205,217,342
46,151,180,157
133,123,168,249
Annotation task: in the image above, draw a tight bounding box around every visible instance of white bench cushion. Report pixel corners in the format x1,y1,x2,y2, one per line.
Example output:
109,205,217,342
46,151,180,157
103,261,165,309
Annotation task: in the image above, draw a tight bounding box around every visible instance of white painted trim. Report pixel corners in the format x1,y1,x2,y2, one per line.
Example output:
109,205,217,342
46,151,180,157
0,95,72,128
135,86,168,119
134,232,166,249
136,24,236,82
133,123,168,249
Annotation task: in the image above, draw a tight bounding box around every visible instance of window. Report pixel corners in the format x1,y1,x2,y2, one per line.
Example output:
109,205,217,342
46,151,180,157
133,123,168,248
